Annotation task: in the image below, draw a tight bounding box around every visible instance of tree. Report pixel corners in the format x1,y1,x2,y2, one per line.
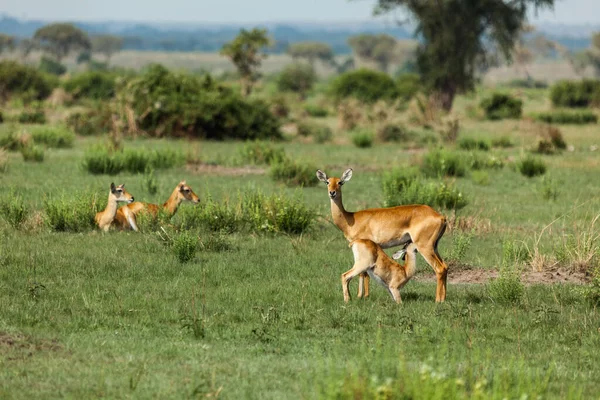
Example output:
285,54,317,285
91,35,123,63
33,23,91,62
221,28,271,96
568,32,600,78
18,38,36,61
0,34,15,55
348,34,398,72
287,42,334,66
374,0,555,111
277,63,317,98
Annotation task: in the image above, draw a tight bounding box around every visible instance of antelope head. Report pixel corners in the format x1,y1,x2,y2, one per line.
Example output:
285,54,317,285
316,168,353,200
176,181,200,204
110,183,134,203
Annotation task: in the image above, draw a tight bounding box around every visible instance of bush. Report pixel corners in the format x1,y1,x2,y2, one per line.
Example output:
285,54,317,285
491,136,514,148
276,63,317,96
39,56,67,76
121,64,281,140
296,121,333,143
238,141,286,166
382,169,467,210
0,61,56,103
172,231,199,263
534,125,567,155
421,148,468,177
83,145,183,175
480,93,523,120
270,158,317,187
533,110,597,125
242,190,314,234
518,155,547,177
303,103,328,118
395,73,421,100
506,79,548,89
18,109,46,124
488,255,524,305
376,123,411,143
44,192,102,232
329,69,399,104
20,144,44,162
63,71,117,100
550,79,600,108
458,137,490,151
65,107,113,136
0,191,29,229
30,126,75,148
467,153,504,170
269,94,290,118
351,130,374,148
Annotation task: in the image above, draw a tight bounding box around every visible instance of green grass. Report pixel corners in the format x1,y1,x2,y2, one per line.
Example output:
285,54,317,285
1,85,600,398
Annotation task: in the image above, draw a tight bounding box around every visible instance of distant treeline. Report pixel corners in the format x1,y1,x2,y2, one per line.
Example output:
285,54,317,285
0,15,591,54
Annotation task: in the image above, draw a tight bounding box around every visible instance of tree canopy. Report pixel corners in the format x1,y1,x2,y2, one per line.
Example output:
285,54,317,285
374,0,555,110
91,35,124,62
287,42,334,65
0,34,15,54
33,23,91,62
348,34,399,72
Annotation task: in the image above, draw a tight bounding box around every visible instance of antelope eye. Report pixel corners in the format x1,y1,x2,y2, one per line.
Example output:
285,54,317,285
184,189,190,193
117,189,123,193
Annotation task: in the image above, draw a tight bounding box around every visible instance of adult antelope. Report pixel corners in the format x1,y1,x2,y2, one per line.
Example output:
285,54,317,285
316,168,449,302
113,180,199,231
343,241,418,303
95,183,135,232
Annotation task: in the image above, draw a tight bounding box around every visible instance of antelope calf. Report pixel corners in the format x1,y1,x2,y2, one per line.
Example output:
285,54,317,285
342,240,418,304
95,183,135,232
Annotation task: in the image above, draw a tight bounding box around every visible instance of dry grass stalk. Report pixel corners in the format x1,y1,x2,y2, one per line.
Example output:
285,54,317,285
559,214,600,273
446,211,493,235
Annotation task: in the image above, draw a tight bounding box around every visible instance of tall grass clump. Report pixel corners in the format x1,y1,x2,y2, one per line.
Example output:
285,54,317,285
270,158,317,187
376,123,411,143
172,231,199,263
534,110,597,125
488,241,525,305
44,192,102,232
20,144,45,162
351,129,374,148
238,141,286,166
518,155,547,177
554,215,599,273
0,60,55,102
177,194,241,233
296,121,333,143
83,145,183,175
242,190,314,234
480,93,523,120
18,109,46,124
0,149,8,173
491,135,514,148
30,126,75,148
550,79,600,108
65,107,112,136
0,191,29,229
458,137,490,151
421,148,467,177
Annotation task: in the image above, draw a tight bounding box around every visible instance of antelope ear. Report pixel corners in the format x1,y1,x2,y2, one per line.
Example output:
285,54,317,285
118,184,125,188
110,182,116,192
316,170,328,183
340,169,353,185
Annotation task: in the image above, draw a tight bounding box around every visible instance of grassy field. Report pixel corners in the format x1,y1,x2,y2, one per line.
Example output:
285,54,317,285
1,82,600,399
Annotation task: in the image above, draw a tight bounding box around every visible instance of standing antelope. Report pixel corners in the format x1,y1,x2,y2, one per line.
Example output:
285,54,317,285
95,183,135,232
113,180,199,231
316,168,449,302
343,241,418,303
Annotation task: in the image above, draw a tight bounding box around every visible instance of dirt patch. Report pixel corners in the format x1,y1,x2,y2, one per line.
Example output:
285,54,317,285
413,266,590,285
187,163,266,176
0,332,63,360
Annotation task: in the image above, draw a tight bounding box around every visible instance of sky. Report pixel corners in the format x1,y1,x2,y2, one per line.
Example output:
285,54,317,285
1,0,599,25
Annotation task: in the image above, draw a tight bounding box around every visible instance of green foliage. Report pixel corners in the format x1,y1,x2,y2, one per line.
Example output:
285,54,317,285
458,137,490,151
0,60,55,102
518,155,547,178
480,93,523,120
83,145,183,175
303,103,329,118
351,129,374,148
287,41,334,65
241,190,314,234
577,267,600,306
144,167,158,195
348,33,398,72
0,149,7,173
506,79,548,89
421,148,467,177
550,79,600,108
20,144,44,162
329,68,399,104
38,56,67,76
539,176,560,200
91,35,123,61
471,170,490,185
63,71,116,100
0,191,29,229
396,73,421,100
296,121,332,143
122,64,281,140
491,135,514,148
238,141,286,165
199,232,232,252
44,191,102,232
534,110,598,125
269,158,317,187
30,126,75,148
276,63,317,96
18,108,46,124
488,241,525,305
171,231,199,263
376,123,411,142
34,22,91,62
65,107,112,136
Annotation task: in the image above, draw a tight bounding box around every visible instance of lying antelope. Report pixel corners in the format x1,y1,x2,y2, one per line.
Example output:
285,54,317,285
95,183,135,232
113,181,199,231
317,168,449,302
343,241,417,303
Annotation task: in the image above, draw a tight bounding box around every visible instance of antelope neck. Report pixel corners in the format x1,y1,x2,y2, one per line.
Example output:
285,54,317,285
162,188,182,215
330,193,352,228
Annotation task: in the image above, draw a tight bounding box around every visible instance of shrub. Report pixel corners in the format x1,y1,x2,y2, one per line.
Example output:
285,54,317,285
242,190,314,234
121,64,282,140
39,56,67,76
421,148,467,177
172,231,199,263
480,93,523,120
65,107,113,136
550,79,600,108
0,61,55,102
395,73,420,100
534,110,597,125
63,71,117,100
506,79,548,89
329,68,398,104
18,109,46,124
44,192,102,232
518,155,547,177
376,123,411,142
20,144,44,162
269,158,317,187
296,121,333,143
269,94,290,118
467,153,504,170
304,103,329,117
488,246,525,305
30,126,75,148
0,191,29,229
491,135,514,148
539,176,560,200
351,130,374,148
458,137,490,151
238,141,286,165
276,63,317,96
176,194,241,233
83,145,124,175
